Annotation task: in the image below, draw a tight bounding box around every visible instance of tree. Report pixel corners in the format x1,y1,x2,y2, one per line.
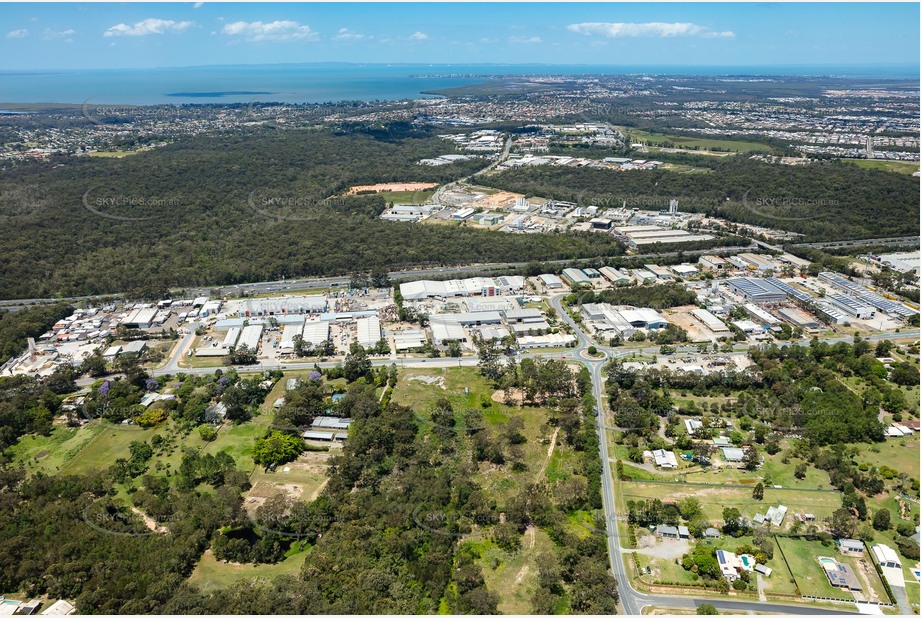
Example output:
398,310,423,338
81,350,108,377
343,344,372,382
252,431,305,468
229,343,258,365
198,424,217,441
743,447,760,471
828,508,856,539
872,509,891,531
794,463,807,480
697,604,719,615
752,482,764,501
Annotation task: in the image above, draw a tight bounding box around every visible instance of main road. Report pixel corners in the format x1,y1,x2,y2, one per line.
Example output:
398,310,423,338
547,294,868,615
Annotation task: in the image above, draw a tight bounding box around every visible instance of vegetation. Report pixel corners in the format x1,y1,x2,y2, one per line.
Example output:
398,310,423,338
482,157,919,241
0,128,624,299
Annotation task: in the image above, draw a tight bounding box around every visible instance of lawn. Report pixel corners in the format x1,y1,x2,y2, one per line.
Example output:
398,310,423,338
186,548,308,594
59,422,170,475
376,190,435,204
8,423,105,475
853,438,919,482
774,537,866,601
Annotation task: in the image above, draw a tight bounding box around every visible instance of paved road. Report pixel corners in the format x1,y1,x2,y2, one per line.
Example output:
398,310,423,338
548,293,874,615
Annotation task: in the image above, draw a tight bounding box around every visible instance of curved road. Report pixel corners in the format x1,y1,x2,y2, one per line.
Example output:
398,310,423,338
548,293,863,615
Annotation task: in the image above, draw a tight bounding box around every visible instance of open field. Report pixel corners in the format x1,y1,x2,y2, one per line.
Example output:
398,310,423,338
376,190,435,204
620,127,772,154
842,159,920,175
86,150,141,158
467,527,560,614
8,423,106,475
618,480,843,527
853,437,920,481
186,548,308,594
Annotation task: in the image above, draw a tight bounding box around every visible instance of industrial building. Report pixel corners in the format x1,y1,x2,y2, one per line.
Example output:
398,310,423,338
698,255,728,271
744,303,780,326
671,263,699,278
691,308,729,333
355,316,382,348
236,324,264,351
278,324,302,353
399,276,524,300
301,320,331,347
538,274,564,290
561,268,592,287
614,225,715,247
582,303,668,337
812,301,850,325
827,294,875,319
122,307,158,329
730,253,777,272
599,266,631,285
392,329,427,352
776,307,820,329
237,296,327,316
644,264,673,280
726,278,787,304
631,268,657,283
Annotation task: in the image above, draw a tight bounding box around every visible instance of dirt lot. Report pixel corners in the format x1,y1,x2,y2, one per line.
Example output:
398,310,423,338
345,182,438,194
665,306,727,343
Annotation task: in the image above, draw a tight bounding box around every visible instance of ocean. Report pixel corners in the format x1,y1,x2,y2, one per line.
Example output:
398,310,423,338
0,63,917,106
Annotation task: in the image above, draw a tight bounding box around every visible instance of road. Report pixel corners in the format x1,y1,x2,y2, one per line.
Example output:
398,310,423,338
547,293,884,615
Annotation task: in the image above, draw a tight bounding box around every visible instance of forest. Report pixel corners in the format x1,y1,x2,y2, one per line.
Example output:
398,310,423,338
0,127,623,300
480,157,919,241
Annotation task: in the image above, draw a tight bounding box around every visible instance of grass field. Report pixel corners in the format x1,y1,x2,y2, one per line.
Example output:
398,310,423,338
854,438,920,482
620,127,772,154
377,190,435,204
186,548,308,593
618,481,843,527
8,423,106,475
842,159,920,175
87,150,141,158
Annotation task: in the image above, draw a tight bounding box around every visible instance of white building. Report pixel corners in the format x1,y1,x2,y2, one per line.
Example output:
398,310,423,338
356,315,382,348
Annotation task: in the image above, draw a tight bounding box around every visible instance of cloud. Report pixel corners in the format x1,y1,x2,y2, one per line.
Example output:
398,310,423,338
6,29,28,39
104,18,193,37
334,27,364,41
43,28,76,41
221,20,317,42
567,22,734,39
509,35,541,44
193,2,204,8
408,31,429,41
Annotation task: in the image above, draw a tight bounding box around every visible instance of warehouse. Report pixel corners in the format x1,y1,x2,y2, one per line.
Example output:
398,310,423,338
777,307,820,329
538,273,563,290
619,308,668,329
237,324,264,351
355,316,382,348
735,253,777,272
617,227,715,247
691,308,729,333
743,303,780,325
561,268,592,287
122,340,147,355
278,324,302,353
632,269,657,283
430,318,467,345
517,333,576,348
238,296,327,316
122,307,158,329
698,255,728,271
812,301,850,325
828,294,875,319
392,329,427,352
494,275,526,294
475,325,511,341
301,320,331,347
671,263,699,278
222,327,241,348
726,278,787,304
644,264,673,280
466,297,518,313
582,303,636,338
452,207,475,220
732,320,764,333
505,308,542,323
599,266,631,285
399,277,505,300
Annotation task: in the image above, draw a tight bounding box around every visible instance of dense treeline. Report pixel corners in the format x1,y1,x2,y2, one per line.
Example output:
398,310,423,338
0,128,623,299
0,303,73,364
565,283,698,310
480,157,918,241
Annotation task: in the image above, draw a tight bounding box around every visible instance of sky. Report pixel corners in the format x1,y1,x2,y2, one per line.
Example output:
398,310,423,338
1,2,918,71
